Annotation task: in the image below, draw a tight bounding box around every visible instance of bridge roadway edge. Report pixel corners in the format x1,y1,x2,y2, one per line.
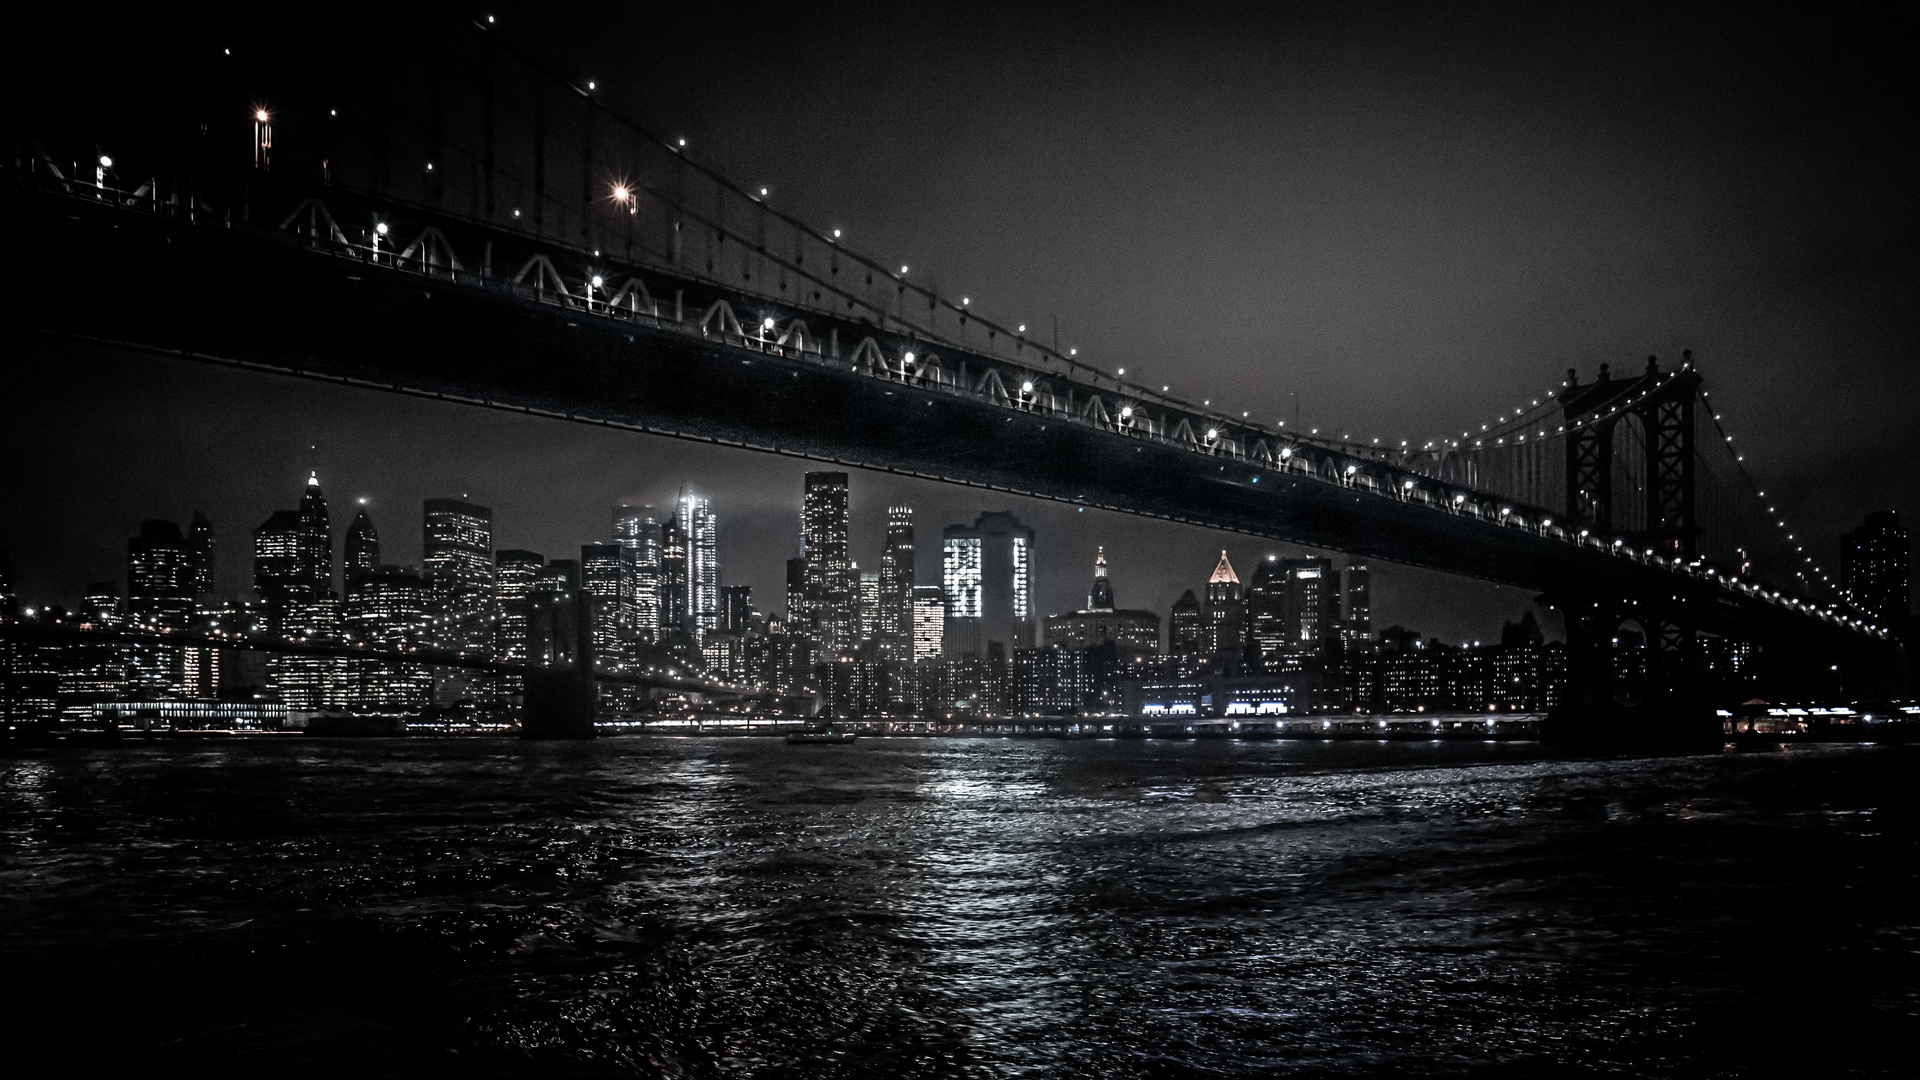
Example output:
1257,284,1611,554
3,185,1897,695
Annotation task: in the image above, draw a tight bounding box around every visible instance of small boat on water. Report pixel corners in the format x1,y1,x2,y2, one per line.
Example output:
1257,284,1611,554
785,729,859,745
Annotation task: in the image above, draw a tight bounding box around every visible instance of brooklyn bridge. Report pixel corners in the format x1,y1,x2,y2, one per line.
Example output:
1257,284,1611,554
3,14,1902,738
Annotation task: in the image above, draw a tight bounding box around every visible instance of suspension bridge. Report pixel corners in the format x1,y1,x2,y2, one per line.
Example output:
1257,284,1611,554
2,14,1903,736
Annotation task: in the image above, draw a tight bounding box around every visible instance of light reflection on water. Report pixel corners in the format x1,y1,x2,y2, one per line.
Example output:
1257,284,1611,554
0,738,1911,1077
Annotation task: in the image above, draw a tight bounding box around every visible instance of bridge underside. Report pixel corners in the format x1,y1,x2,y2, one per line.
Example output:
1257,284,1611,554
6,186,1900,706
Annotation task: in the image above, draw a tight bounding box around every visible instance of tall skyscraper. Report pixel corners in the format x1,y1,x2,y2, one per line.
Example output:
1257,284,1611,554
1841,511,1910,629
856,569,881,646
678,490,720,642
911,586,945,662
128,520,195,632
1246,556,1289,659
801,472,853,652
1246,556,1334,662
613,505,664,639
423,498,493,649
786,557,806,623
186,510,216,596
581,543,628,665
493,549,545,662
343,505,380,587
722,584,754,635
941,511,1035,658
660,513,689,635
879,506,916,659
1203,550,1243,658
253,474,333,630
1343,562,1372,650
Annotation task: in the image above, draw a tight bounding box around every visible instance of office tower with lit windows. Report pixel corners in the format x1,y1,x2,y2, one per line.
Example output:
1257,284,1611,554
801,472,853,652
678,490,720,643
1246,556,1288,660
786,557,806,622
941,511,1035,659
1841,511,1910,631
660,514,689,635
343,566,433,708
423,498,493,647
186,510,216,596
879,506,916,660
343,506,380,587
254,474,333,630
722,584,754,635
856,569,881,646
1342,562,1372,650
911,586,945,662
493,549,545,662
127,519,195,694
581,543,629,664
1203,550,1243,658
612,505,663,638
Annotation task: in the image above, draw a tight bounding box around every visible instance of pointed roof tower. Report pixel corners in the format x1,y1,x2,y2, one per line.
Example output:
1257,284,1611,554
1208,549,1239,585
1087,545,1115,612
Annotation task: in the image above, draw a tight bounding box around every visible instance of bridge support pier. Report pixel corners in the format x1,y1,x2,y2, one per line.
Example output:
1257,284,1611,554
521,592,596,739
1541,594,1720,748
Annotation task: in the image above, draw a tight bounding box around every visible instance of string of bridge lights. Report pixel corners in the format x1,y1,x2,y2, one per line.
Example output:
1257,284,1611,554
354,18,1876,635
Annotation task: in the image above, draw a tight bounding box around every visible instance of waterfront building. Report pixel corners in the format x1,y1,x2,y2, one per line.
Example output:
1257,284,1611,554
1013,644,1093,715
1043,548,1160,653
941,511,1035,659
1841,511,1910,630
911,586,945,662
801,472,854,652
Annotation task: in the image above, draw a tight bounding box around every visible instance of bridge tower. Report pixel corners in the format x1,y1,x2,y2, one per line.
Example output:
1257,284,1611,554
522,591,596,739
1556,354,1702,558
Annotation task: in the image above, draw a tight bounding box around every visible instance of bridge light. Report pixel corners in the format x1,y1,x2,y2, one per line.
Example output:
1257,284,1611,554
374,222,388,236
1206,428,1219,440
1120,406,1133,419
1070,348,1078,356
1279,447,1291,459
588,80,596,90
590,275,603,288
612,183,631,203
678,137,687,148
1021,381,1034,394
255,108,269,122
99,155,112,168
1116,367,1124,375
1018,324,1026,333
901,265,910,275
903,351,915,364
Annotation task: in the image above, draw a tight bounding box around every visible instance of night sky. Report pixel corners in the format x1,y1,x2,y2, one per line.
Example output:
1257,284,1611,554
4,2,1914,638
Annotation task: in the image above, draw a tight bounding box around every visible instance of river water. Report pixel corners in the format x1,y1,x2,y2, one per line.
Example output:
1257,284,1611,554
1,737,1912,1077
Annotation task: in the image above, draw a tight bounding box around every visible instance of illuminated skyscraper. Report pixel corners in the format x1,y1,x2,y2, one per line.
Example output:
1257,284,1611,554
581,543,628,663
801,472,853,652
493,549,545,662
1203,550,1243,658
911,586,945,662
786,557,806,623
1169,589,1203,655
127,520,194,694
678,490,720,642
613,505,663,639
1342,562,1372,651
941,511,1034,659
856,568,881,646
660,513,688,634
253,474,333,629
722,584,754,635
423,498,493,648
878,506,916,660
